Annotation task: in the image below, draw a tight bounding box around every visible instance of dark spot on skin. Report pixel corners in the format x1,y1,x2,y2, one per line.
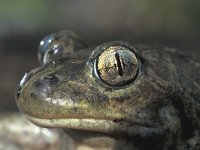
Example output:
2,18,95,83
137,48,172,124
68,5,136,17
113,119,123,123
114,63,117,68
30,92,37,100
73,39,88,51
113,118,156,128
173,98,194,140
114,133,166,150
197,111,200,119
190,92,200,102
33,80,41,88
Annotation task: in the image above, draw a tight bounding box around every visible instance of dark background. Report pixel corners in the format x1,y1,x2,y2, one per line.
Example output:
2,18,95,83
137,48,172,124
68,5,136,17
0,0,200,112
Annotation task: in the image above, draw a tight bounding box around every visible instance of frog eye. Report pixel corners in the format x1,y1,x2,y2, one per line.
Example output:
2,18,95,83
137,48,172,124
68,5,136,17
38,33,55,64
38,30,88,65
91,41,141,87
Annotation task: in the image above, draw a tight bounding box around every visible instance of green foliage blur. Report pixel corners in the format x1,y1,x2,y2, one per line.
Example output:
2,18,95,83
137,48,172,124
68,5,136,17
0,0,199,44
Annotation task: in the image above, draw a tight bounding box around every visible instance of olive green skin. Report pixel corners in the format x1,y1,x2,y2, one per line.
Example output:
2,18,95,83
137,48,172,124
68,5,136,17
16,31,200,149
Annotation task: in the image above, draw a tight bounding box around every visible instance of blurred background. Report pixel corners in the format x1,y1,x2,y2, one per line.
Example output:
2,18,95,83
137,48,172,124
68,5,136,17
0,0,200,112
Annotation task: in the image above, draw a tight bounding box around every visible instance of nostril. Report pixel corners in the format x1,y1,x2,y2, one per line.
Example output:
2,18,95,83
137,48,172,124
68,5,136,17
30,74,59,98
33,74,59,88
43,74,59,85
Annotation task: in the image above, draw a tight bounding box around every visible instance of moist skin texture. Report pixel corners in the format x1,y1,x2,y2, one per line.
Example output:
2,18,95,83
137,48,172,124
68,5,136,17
3,30,200,150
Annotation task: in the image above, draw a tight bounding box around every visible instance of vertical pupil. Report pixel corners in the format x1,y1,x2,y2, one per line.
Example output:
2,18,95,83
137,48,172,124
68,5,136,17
115,53,123,76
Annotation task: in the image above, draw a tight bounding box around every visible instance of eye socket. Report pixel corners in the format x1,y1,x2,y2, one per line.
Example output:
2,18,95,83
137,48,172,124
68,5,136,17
38,30,88,65
91,41,141,87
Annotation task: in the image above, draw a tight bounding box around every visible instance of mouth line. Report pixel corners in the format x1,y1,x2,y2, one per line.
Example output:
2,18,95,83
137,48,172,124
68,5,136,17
27,115,161,136
27,115,156,128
